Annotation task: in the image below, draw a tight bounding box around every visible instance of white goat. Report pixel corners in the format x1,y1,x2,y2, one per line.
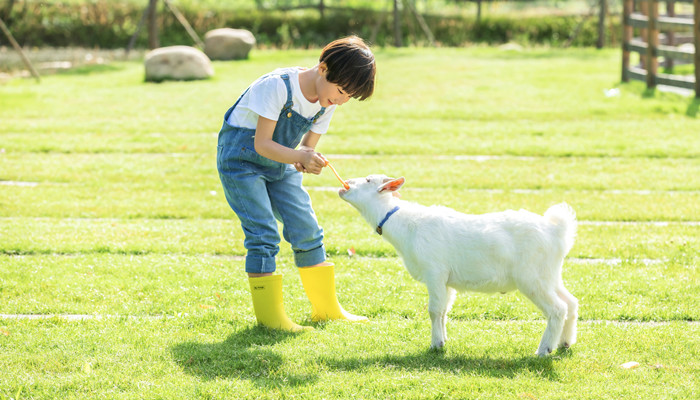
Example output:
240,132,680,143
339,175,578,356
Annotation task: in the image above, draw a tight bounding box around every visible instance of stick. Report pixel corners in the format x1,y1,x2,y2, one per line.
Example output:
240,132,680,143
126,3,150,55
325,161,349,189
0,17,40,82
163,0,204,49
405,0,435,46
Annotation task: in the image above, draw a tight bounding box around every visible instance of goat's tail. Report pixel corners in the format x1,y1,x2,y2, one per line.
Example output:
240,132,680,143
545,202,577,255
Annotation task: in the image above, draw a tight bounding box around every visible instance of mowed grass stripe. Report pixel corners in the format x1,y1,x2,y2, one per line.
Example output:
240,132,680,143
2,48,700,159
0,317,697,399
4,118,699,157
5,181,700,195
2,314,698,327
2,152,698,191
3,187,699,220
1,217,697,260
1,254,696,321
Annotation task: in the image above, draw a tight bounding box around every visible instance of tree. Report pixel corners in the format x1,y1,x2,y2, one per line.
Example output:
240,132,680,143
1,0,16,26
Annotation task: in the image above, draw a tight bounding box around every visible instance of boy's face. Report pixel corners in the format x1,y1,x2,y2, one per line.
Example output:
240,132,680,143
317,64,351,107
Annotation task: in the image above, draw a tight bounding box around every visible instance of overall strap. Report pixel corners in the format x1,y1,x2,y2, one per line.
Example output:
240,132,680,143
279,72,325,123
312,106,326,123
223,85,251,123
280,74,294,110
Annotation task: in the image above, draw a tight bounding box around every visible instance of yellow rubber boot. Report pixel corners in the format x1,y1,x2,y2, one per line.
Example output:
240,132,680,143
299,263,368,322
248,275,313,332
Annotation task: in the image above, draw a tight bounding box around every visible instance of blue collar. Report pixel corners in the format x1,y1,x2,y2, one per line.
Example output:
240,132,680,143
376,206,400,235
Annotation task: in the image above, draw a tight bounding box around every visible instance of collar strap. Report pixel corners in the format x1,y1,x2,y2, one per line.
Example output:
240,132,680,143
376,206,400,235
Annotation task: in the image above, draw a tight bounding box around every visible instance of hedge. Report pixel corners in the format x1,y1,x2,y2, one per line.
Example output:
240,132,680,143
0,2,619,48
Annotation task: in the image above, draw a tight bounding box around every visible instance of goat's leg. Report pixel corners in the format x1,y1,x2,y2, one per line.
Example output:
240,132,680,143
521,288,568,357
443,287,456,342
427,283,449,349
556,284,578,348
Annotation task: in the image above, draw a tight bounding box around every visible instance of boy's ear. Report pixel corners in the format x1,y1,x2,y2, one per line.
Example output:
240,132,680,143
377,177,405,193
318,62,328,76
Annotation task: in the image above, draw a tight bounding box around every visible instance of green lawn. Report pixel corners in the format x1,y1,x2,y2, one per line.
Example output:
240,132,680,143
1,47,699,399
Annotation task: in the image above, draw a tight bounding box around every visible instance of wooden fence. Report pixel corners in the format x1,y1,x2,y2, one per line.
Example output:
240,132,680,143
621,0,700,97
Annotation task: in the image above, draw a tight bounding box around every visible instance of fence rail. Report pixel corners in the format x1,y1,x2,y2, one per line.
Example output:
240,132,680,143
621,0,699,97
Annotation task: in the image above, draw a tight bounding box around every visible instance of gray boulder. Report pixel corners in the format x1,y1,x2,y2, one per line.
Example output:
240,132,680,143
678,43,695,53
204,28,256,60
144,46,214,82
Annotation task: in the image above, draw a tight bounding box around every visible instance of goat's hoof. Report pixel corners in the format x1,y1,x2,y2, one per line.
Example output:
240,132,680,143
558,339,575,349
429,345,446,354
562,338,576,348
430,341,445,351
535,347,552,357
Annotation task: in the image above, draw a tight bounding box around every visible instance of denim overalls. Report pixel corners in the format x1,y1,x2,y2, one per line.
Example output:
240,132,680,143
217,74,328,274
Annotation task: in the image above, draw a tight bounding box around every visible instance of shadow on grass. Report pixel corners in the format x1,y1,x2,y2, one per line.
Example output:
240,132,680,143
56,64,122,75
172,326,566,387
687,98,699,118
642,88,657,99
171,326,318,388
320,348,560,381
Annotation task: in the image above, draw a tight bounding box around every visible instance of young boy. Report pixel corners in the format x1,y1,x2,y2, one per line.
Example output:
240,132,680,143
217,36,376,331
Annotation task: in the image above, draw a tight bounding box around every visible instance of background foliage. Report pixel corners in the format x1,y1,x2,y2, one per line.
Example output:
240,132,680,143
0,0,619,49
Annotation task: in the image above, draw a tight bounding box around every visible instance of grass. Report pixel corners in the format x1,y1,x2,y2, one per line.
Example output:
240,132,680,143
1,46,699,399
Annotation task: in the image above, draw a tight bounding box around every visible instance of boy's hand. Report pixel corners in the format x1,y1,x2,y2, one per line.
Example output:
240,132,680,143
302,152,326,175
294,147,313,172
296,148,326,174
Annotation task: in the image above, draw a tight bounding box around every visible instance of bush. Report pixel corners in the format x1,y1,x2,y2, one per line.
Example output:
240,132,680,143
0,1,619,49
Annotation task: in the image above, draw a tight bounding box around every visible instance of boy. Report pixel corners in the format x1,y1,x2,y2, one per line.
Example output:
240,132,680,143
217,36,376,331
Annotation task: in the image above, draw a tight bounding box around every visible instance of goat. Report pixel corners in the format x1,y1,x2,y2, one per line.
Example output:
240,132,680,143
338,175,578,356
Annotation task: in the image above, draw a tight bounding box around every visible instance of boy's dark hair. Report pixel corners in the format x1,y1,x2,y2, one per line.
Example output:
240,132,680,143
320,36,376,101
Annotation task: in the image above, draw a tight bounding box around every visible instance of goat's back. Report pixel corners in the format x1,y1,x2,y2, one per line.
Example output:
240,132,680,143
385,203,575,288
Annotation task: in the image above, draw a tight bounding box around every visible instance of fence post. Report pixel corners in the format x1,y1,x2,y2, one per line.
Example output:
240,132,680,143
640,0,648,68
598,0,607,48
665,1,675,70
694,0,699,97
393,0,403,47
622,0,633,82
646,0,659,89
147,0,159,50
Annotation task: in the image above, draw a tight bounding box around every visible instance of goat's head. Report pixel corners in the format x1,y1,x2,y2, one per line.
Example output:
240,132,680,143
338,175,405,210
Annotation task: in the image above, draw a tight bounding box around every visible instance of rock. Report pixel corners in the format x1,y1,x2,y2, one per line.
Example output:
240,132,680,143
204,28,256,60
144,46,213,82
620,361,640,369
498,42,523,52
678,43,695,53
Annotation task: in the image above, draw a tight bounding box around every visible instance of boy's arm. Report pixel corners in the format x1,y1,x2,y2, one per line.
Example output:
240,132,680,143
254,116,326,174
299,130,322,152
295,131,327,172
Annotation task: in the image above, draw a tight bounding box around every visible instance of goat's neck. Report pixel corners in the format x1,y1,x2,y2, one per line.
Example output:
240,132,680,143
368,197,420,255
359,196,405,232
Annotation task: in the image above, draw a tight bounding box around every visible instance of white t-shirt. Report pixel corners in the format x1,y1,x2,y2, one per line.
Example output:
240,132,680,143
226,67,336,134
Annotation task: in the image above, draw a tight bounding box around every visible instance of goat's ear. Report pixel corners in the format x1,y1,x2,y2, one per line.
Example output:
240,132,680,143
378,177,405,193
